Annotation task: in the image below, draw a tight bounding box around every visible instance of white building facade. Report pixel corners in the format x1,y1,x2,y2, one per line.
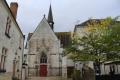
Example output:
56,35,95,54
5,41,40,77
0,1,24,80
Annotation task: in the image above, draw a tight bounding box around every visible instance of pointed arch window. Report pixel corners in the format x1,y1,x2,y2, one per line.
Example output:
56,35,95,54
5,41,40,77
40,53,47,63
0,47,7,72
5,16,11,38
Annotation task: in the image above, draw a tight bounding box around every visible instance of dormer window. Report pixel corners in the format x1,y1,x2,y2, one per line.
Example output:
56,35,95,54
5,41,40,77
5,16,11,38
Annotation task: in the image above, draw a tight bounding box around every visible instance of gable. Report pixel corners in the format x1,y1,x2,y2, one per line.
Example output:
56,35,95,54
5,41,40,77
29,17,58,41
1,0,24,37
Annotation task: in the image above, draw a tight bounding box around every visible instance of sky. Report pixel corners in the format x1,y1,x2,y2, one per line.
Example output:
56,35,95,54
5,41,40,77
6,0,120,35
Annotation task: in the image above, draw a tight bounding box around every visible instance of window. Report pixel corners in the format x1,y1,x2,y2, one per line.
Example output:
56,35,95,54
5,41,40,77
0,47,7,72
5,16,11,38
40,53,47,63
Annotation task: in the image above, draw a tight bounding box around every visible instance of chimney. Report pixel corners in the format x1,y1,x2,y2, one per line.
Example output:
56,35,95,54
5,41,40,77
10,2,18,19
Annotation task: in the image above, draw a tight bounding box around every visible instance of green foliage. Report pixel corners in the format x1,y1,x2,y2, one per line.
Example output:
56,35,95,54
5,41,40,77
65,17,120,61
102,24,120,60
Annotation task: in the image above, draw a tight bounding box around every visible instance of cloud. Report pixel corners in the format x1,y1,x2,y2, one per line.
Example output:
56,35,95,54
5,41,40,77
6,0,120,34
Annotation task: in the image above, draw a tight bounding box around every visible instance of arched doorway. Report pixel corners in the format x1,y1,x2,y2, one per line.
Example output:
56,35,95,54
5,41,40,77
39,53,47,77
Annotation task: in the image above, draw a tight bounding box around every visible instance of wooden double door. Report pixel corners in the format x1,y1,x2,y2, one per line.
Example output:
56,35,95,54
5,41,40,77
39,65,47,77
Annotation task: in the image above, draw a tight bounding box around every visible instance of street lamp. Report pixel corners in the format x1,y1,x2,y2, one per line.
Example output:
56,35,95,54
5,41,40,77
12,57,17,80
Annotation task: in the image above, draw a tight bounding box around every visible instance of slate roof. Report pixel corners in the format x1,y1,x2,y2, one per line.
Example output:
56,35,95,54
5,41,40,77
48,5,53,23
76,19,104,27
55,32,72,48
74,19,120,32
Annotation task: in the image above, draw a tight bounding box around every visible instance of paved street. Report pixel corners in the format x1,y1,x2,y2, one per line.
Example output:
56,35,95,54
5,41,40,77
27,76,72,80
0,73,12,80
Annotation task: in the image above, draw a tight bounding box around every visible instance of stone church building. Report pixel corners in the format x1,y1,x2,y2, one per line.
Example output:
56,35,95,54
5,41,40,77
25,5,71,77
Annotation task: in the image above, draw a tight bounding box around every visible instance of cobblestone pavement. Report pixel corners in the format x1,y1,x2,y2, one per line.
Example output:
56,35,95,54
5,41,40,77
27,76,72,80
0,73,12,80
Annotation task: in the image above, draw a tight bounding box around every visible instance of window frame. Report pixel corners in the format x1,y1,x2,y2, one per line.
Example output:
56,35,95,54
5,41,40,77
0,47,7,72
5,16,11,38
40,53,47,63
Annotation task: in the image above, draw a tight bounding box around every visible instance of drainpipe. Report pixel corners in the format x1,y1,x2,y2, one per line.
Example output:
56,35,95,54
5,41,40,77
12,58,16,80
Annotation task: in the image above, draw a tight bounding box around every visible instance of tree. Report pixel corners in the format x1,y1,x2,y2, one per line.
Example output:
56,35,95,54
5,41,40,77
65,17,120,61
102,23,120,60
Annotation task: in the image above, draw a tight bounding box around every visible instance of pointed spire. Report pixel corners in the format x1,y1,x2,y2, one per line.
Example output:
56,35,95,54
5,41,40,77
48,4,53,23
48,4,54,30
44,14,46,18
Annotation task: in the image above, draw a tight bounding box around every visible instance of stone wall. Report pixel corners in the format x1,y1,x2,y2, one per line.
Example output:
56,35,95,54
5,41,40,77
27,17,61,76
0,1,24,79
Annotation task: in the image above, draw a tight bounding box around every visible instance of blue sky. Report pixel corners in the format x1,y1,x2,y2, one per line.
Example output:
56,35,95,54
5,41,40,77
6,0,120,35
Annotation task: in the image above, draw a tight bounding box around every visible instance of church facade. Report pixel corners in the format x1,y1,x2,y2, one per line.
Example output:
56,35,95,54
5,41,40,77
26,5,63,77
